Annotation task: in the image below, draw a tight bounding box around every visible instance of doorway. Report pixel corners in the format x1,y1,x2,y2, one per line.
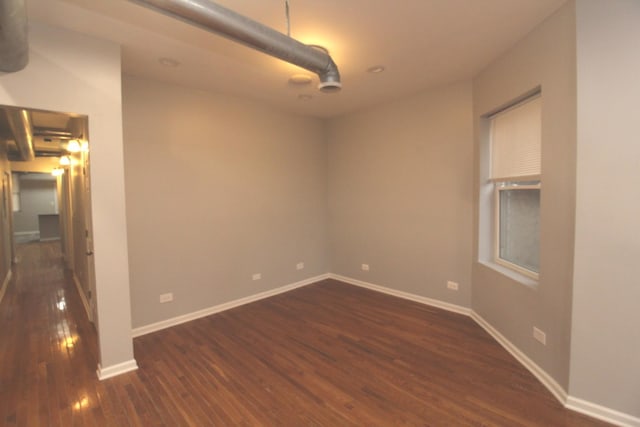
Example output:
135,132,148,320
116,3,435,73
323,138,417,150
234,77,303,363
0,105,96,322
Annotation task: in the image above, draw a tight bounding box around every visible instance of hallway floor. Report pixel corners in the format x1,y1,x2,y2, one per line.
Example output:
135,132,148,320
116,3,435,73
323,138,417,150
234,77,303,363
0,242,612,426
0,242,103,425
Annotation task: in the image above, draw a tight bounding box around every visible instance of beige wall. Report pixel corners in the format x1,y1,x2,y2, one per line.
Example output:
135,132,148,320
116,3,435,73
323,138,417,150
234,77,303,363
571,0,640,417
327,81,473,307
0,21,135,371
122,76,328,328
472,1,576,389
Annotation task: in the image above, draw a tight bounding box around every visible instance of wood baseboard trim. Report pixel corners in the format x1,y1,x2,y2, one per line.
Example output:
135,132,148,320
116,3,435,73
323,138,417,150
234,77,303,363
0,270,12,305
328,273,471,316
73,274,92,322
97,360,138,381
132,274,331,337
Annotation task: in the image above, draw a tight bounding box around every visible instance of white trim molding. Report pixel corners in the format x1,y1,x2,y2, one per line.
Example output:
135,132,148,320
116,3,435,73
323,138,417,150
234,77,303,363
329,273,471,316
470,310,568,403
128,273,637,426
132,274,330,337
13,231,40,244
566,396,640,427
0,270,12,305
329,274,637,427
97,360,139,381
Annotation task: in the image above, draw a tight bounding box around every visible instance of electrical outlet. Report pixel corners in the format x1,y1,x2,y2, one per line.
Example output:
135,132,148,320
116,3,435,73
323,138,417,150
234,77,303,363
533,327,546,345
252,273,262,281
296,262,304,270
361,263,370,271
447,281,459,291
159,293,173,303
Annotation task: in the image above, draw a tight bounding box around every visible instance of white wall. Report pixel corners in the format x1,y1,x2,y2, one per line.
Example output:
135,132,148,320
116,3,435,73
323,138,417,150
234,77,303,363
0,21,135,372
327,81,473,308
12,173,57,234
472,1,576,390
122,76,328,328
571,0,640,418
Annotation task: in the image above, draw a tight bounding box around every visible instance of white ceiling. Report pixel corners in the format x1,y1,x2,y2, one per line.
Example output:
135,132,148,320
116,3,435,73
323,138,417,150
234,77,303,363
26,0,567,118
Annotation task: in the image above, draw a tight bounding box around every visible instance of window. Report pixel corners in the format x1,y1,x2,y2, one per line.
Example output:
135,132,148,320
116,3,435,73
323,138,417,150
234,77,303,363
489,95,541,279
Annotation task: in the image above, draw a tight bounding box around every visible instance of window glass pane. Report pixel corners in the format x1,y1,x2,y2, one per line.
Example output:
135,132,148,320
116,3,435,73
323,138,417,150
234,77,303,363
499,188,540,273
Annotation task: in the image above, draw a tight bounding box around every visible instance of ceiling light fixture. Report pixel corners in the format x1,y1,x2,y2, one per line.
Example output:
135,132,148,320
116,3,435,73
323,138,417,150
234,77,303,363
289,74,313,85
367,65,386,74
51,168,64,177
158,57,181,67
66,140,81,153
59,156,70,166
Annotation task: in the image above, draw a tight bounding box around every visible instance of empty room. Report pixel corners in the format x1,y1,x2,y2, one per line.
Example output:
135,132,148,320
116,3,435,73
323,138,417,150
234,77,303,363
0,0,638,425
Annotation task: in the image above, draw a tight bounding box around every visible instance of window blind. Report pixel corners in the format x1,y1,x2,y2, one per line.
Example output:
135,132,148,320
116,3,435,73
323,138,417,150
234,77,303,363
490,96,541,181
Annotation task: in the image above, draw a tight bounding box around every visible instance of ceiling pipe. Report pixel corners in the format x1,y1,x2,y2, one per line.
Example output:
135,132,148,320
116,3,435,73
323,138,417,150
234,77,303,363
0,0,29,72
6,108,36,161
129,0,342,92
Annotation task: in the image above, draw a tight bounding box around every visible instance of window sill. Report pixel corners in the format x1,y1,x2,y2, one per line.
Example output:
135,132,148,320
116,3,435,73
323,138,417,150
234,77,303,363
478,260,539,288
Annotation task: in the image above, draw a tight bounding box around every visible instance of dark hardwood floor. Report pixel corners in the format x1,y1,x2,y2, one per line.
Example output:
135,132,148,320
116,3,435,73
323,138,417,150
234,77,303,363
0,242,611,426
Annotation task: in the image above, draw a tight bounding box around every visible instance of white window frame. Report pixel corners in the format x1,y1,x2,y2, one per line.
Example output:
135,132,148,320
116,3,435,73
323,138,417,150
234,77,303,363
493,180,540,280
488,92,541,281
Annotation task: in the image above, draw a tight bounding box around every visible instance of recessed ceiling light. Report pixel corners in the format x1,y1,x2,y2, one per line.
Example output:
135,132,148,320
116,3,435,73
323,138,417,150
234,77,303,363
289,74,313,85
158,57,180,67
298,94,313,101
367,65,385,74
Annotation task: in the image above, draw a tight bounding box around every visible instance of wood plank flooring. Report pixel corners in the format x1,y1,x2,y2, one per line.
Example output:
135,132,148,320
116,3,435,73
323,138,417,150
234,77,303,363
0,241,612,426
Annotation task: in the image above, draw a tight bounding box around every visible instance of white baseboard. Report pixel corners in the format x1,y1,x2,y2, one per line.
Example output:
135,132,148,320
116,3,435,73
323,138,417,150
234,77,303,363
14,230,38,236
97,359,138,380
73,274,93,322
132,273,330,337
470,310,568,404
329,274,636,427
0,270,12,305
127,272,637,425
329,273,471,316
566,396,640,427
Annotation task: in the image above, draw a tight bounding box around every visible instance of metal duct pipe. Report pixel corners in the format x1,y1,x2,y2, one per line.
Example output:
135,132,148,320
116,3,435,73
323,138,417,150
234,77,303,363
130,0,341,92
6,109,35,161
0,0,29,72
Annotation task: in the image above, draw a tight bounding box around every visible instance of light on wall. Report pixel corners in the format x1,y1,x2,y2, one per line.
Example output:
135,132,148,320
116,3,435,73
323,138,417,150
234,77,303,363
66,140,81,153
59,156,71,166
51,168,65,177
